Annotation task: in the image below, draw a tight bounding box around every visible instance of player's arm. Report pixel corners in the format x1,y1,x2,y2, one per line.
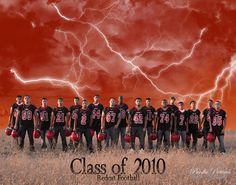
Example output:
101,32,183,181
7,107,13,127
33,110,38,129
154,112,158,131
174,115,177,133
222,114,227,134
200,112,205,130
186,115,189,133
151,112,155,131
101,111,105,132
198,112,201,130
170,113,173,131
14,109,20,130
73,114,77,131
115,113,121,128
127,112,132,133
143,115,148,132
50,112,55,128
65,112,70,128
89,114,93,128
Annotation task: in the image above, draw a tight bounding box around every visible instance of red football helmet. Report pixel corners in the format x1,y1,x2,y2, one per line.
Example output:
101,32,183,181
5,127,12,136
70,132,80,142
149,132,158,141
11,130,19,138
65,128,72,137
90,129,94,137
171,133,180,142
97,132,106,141
46,130,55,140
207,133,215,142
124,134,131,143
186,135,191,142
33,129,41,139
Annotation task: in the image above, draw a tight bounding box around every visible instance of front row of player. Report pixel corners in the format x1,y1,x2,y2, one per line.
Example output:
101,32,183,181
5,95,226,153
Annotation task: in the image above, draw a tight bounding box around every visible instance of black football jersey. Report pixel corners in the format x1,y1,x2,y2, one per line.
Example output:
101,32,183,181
211,109,226,135
175,110,188,131
53,106,69,126
77,108,92,129
188,109,200,129
88,103,104,126
116,103,128,128
18,104,37,125
69,105,82,126
37,106,53,130
143,106,155,127
156,107,172,131
129,107,146,127
11,103,23,125
103,107,120,128
203,107,215,128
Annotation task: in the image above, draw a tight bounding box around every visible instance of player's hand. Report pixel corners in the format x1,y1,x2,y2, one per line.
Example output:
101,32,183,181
209,128,212,132
221,130,224,134
143,128,146,133
114,124,119,129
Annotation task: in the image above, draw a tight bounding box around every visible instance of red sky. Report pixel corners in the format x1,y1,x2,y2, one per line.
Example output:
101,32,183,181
0,0,236,130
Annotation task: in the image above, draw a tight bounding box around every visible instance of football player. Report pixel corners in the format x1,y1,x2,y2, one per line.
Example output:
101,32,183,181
143,98,155,150
74,99,93,152
88,95,104,151
187,101,200,151
200,99,215,149
209,101,226,153
101,98,121,148
15,95,37,151
37,97,53,149
174,102,189,149
50,98,70,151
128,98,147,151
156,99,173,151
115,96,128,149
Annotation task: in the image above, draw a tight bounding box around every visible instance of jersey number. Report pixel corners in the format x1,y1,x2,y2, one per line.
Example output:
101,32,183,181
22,110,33,121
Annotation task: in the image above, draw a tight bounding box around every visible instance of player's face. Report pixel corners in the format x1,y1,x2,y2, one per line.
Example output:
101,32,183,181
208,100,213,107
215,102,221,110
16,97,22,104
161,100,167,108
146,100,151,107
109,98,116,107
118,96,123,104
82,101,87,108
170,99,175,105
74,98,80,105
190,102,196,110
24,96,30,104
57,99,63,107
42,99,48,107
135,99,142,107
94,96,99,103
178,104,184,110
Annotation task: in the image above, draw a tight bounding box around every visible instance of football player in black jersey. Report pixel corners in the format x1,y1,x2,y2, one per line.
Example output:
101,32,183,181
209,101,226,153
200,99,215,149
174,102,189,149
7,95,23,144
15,95,37,151
128,98,147,151
187,101,200,151
74,99,93,152
88,95,104,151
115,96,129,149
143,98,155,150
156,99,173,151
68,97,82,149
101,98,121,148
37,98,53,149
168,96,178,147
50,98,70,151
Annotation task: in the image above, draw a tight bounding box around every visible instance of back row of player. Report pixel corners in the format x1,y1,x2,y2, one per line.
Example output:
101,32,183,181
7,95,226,153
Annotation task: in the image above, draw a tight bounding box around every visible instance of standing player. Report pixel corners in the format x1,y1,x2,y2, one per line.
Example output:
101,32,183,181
88,95,104,151
50,98,70,151
167,96,178,147
15,95,37,151
68,97,82,149
209,101,226,153
101,98,121,148
156,99,173,151
7,95,23,144
128,98,147,151
143,98,155,150
187,101,200,151
115,96,128,149
200,99,215,149
74,99,93,152
174,102,189,149
37,98,53,149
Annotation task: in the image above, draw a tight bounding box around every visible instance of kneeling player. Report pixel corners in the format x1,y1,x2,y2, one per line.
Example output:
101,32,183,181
128,98,147,151
174,102,189,149
50,98,70,151
156,99,173,151
101,98,121,148
74,99,93,152
187,101,200,151
37,98,53,149
209,101,226,154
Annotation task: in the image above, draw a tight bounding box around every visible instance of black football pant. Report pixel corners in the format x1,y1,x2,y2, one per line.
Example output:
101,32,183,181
202,126,209,149
131,126,144,150
68,123,84,149
187,128,198,150
40,128,53,149
92,124,102,151
76,128,93,152
115,127,126,149
19,124,34,150
53,126,67,151
157,130,170,151
144,126,153,150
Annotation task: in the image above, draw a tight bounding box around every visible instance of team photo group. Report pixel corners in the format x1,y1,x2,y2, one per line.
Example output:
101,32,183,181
5,94,227,154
